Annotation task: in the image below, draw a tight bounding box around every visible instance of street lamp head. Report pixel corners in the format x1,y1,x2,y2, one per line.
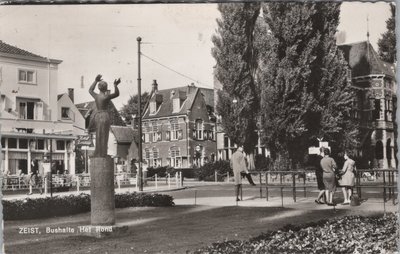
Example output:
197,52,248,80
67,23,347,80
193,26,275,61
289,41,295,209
232,99,238,104
137,37,142,42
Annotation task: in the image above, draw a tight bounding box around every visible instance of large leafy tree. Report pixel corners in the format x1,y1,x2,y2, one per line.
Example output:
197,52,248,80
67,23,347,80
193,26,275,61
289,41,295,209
378,3,396,63
120,92,150,124
258,3,318,168
258,2,358,168
311,3,359,154
212,2,261,156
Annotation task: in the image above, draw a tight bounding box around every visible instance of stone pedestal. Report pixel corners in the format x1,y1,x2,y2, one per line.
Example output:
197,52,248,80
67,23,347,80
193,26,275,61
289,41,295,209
90,156,115,225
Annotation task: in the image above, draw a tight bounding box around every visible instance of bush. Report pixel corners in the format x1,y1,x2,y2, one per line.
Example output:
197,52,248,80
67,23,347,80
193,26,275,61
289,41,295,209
194,213,398,253
3,192,174,220
195,160,232,181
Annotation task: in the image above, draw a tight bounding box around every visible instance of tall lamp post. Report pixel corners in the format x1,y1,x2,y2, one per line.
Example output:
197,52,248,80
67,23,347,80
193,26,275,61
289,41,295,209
137,37,143,191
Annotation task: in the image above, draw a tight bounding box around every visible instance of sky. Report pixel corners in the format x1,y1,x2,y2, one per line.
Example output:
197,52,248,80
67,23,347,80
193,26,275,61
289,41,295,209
0,2,393,110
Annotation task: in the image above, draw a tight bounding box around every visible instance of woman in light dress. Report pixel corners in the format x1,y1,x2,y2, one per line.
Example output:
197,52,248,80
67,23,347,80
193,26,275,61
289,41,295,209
338,151,356,205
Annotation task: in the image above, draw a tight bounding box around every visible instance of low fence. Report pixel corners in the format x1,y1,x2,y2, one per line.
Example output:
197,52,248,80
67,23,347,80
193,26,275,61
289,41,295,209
235,169,398,210
1,172,184,194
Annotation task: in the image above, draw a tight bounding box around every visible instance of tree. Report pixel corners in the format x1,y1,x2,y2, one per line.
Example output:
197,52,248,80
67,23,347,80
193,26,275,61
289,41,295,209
258,3,359,168
378,3,396,63
120,92,150,124
212,2,261,159
310,3,359,154
258,3,318,168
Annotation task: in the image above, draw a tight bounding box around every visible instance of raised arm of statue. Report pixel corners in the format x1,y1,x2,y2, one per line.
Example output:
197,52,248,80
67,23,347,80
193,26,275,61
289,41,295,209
108,78,121,100
89,74,102,98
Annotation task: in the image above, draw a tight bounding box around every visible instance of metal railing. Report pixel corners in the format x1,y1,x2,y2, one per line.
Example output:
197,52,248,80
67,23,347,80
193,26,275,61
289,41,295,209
1,171,184,193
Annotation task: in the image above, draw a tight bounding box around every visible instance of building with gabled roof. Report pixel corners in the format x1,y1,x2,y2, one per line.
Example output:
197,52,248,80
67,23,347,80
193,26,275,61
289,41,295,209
0,40,77,175
338,41,396,169
141,80,216,168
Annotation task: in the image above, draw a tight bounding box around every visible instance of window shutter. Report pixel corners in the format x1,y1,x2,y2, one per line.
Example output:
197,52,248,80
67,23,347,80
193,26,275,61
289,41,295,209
166,131,170,141
178,130,183,140
142,134,145,142
193,129,197,140
158,132,162,141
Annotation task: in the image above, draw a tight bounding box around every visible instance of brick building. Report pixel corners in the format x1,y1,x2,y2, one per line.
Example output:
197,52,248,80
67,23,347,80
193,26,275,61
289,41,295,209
141,81,216,168
339,41,397,169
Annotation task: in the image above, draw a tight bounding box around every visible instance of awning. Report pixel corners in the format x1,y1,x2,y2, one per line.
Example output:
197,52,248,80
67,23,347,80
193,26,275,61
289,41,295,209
1,132,76,140
16,96,41,101
8,151,27,160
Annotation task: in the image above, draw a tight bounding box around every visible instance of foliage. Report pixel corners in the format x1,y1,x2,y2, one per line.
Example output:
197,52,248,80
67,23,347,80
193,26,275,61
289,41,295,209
212,3,261,154
74,147,86,174
257,3,358,167
3,192,174,220
194,213,398,253
378,3,396,63
195,160,232,181
120,92,150,124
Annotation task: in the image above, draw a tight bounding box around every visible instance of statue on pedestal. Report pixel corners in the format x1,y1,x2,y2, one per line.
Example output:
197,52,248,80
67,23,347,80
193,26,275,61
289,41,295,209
88,74,121,226
89,74,121,157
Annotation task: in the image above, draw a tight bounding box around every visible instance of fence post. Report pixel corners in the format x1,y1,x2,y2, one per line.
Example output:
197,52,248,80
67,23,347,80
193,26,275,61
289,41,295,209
303,172,306,197
168,173,171,189
292,172,296,202
118,176,121,191
383,172,386,202
77,176,80,193
266,172,269,201
155,174,158,190
227,172,230,183
45,177,48,195
179,171,183,187
175,172,179,187
259,172,262,199
215,171,217,183
136,174,139,192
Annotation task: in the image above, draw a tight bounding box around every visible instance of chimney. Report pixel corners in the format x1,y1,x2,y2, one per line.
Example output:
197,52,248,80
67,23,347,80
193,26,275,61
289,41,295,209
187,83,196,94
68,88,74,102
152,80,158,93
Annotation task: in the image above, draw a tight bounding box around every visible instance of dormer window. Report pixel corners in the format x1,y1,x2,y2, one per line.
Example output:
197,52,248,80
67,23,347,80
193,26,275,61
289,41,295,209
150,101,157,115
173,98,180,113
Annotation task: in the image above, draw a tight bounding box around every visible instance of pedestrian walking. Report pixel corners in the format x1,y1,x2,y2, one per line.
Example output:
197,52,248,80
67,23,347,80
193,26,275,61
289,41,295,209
230,145,248,201
338,151,356,205
315,147,326,204
242,153,256,186
320,148,337,206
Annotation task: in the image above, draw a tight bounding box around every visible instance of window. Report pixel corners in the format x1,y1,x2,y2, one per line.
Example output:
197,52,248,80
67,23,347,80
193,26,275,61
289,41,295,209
170,146,181,168
19,139,28,149
1,138,5,148
170,119,181,140
373,99,381,120
19,101,35,120
56,140,65,150
210,126,215,141
37,139,45,150
18,69,36,84
224,135,229,147
173,98,181,113
150,102,157,115
195,120,203,140
61,107,71,119
8,138,17,148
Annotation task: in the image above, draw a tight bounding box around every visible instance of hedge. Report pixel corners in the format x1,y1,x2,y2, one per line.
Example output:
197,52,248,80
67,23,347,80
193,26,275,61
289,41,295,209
195,160,232,181
3,192,174,220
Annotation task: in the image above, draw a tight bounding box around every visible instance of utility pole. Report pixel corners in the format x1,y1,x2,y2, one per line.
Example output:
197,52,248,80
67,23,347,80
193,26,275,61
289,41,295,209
49,138,53,197
137,37,143,191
